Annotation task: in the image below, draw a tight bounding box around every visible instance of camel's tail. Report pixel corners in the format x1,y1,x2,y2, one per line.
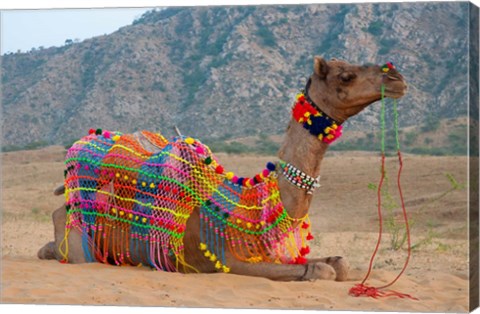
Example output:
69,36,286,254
53,185,65,196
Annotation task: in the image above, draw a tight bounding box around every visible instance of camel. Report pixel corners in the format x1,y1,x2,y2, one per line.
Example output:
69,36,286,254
38,57,407,282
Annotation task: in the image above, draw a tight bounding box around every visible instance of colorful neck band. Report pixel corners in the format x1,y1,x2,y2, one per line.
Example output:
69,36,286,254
292,92,343,144
279,161,320,195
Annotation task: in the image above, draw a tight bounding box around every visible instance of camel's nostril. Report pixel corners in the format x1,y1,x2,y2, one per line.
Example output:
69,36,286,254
387,75,400,81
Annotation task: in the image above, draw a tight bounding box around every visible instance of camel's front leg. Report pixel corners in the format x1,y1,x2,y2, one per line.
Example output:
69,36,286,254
307,257,350,281
225,254,336,281
38,204,86,264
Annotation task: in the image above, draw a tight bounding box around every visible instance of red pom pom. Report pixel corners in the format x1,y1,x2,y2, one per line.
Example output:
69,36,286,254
254,174,263,183
300,246,310,256
295,256,308,264
215,165,224,174
301,222,310,229
306,232,314,241
88,128,95,135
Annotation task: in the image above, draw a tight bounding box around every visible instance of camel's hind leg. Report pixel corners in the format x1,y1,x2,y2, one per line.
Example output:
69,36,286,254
37,204,86,263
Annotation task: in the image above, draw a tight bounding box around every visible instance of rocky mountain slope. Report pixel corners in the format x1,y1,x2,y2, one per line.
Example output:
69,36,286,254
1,2,473,147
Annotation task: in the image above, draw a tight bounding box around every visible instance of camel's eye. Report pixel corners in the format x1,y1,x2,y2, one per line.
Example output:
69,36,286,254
340,72,356,83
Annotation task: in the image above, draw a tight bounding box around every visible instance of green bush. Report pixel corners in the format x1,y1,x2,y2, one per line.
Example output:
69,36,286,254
255,25,277,48
367,20,383,36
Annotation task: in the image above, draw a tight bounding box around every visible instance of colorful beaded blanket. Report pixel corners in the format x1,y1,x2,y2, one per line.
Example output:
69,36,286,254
61,129,313,272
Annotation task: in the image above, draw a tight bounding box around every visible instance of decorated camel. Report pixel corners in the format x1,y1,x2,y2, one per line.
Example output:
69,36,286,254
38,57,407,282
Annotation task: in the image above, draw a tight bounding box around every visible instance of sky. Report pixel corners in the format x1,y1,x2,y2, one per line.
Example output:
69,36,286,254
1,8,153,54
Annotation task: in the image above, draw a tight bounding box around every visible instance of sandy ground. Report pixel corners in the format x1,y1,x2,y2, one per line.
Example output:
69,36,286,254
0,146,472,312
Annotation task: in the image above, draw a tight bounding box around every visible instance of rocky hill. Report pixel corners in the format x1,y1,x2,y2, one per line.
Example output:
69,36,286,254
1,2,473,148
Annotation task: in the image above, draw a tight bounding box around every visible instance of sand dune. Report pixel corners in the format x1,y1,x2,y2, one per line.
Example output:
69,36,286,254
0,146,472,312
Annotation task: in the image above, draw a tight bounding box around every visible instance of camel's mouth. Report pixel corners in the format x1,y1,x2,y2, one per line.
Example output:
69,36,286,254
383,80,408,99
384,88,407,99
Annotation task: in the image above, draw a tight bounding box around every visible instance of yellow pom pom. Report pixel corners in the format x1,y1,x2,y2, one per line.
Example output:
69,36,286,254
260,221,266,226
204,251,211,257
135,216,139,221
236,219,242,224
149,183,155,189
142,217,147,223
256,224,261,229
123,175,129,181
128,213,133,219
295,93,303,100
199,243,207,251
327,134,334,140
246,222,252,228
324,127,332,134
185,137,195,145
209,254,217,262
112,135,121,142
119,210,124,216
318,134,324,140
132,179,137,185
225,172,234,180
111,208,117,214
115,173,120,178
142,182,146,187
222,266,230,273
215,261,222,269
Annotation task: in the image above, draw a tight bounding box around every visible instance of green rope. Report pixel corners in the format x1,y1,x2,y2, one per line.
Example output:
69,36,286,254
380,84,386,153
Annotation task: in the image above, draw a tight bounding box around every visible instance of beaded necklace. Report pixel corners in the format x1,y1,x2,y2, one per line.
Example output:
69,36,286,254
278,161,320,194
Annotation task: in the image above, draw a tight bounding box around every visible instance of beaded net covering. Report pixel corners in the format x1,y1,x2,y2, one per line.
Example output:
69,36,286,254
62,129,313,272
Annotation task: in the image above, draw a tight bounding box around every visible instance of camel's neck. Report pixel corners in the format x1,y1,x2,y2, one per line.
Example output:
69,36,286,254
277,118,330,219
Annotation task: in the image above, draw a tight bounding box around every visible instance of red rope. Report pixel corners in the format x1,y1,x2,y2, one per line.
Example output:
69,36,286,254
349,151,418,300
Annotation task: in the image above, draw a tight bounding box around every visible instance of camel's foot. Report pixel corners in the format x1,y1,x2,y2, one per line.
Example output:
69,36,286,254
308,256,350,281
301,262,336,281
38,241,56,260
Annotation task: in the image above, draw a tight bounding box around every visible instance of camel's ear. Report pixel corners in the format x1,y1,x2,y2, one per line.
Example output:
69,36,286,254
313,56,329,79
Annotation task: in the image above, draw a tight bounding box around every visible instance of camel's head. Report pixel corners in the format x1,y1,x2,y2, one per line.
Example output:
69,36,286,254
307,56,408,123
